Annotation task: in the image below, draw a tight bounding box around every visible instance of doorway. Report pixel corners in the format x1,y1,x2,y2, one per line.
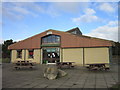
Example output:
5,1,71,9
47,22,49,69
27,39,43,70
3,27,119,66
42,48,60,64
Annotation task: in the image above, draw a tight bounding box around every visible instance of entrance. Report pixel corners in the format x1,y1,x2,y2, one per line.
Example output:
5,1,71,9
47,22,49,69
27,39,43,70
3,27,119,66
42,48,60,64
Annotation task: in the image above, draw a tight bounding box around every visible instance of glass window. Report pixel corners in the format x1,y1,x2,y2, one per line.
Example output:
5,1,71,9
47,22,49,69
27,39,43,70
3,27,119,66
28,50,34,58
42,35,60,44
56,36,60,43
52,35,56,43
71,31,77,34
43,48,60,64
42,38,45,43
17,50,22,58
44,38,47,43
47,35,52,43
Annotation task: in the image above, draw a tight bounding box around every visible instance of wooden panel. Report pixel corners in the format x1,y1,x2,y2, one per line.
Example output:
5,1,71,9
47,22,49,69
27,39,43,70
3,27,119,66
34,49,41,63
11,50,17,63
63,48,83,65
84,47,109,64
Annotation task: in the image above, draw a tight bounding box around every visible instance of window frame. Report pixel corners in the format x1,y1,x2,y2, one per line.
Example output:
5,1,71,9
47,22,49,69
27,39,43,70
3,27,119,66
28,49,34,59
41,34,60,44
16,49,22,59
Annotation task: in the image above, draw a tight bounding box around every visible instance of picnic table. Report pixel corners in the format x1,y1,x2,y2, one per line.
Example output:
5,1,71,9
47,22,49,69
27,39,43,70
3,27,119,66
86,63,110,70
56,62,75,68
14,60,36,69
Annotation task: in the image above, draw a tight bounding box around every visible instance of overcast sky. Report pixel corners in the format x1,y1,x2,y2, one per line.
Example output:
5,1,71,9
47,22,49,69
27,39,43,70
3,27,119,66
1,1,119,43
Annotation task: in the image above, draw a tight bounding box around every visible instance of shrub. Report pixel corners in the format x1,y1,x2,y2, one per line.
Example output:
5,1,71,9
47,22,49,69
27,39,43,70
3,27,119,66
2,58,11,63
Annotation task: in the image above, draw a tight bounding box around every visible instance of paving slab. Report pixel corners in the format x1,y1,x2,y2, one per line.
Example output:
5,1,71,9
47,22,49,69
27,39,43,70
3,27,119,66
96,85,107,88
2,63,119,89
34,83,48,88
46,84,61,88
71,84,83,88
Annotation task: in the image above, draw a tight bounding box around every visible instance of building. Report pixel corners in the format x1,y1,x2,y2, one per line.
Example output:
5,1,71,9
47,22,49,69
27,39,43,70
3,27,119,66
8,27,113,66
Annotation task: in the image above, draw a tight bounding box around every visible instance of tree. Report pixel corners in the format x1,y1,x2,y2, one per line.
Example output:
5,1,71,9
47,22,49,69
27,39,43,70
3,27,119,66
0,44,2,58
112,42,120,55
2,39,16,58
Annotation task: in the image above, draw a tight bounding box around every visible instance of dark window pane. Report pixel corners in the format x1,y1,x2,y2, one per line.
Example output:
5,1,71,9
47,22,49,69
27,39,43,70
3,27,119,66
71,31,76,34
47,35,52,43
44,38,47,43
28,50,34,58
42,38,45,43
42,35,60,44
52,35,56,43
17,50,22,58
56,36,60,43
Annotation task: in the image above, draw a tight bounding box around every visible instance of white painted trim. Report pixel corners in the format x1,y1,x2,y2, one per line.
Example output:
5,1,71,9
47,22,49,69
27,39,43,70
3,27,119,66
47,63,56,65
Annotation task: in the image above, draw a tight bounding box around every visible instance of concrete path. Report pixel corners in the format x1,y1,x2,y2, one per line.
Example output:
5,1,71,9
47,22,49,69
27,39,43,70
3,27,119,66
2,63,118,89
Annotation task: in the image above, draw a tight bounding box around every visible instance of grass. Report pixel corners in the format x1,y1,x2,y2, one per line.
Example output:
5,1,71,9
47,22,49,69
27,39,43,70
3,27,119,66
0,58,2,63
1,58,11,63
110,82,120,89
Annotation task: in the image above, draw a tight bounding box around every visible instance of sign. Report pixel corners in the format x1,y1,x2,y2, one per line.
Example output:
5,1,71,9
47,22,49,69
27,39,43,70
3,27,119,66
47,31,52,35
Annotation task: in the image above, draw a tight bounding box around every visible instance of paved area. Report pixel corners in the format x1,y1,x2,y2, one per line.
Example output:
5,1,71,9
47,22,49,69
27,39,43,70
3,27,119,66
2,63,118,89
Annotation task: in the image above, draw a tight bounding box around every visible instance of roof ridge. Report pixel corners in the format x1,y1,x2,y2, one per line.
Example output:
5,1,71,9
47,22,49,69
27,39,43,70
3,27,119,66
66,27,79,32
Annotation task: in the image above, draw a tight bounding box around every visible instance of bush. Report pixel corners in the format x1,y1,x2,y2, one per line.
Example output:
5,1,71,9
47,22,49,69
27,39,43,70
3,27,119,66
0,58,2,63
111,82,120,89
2,58,11,63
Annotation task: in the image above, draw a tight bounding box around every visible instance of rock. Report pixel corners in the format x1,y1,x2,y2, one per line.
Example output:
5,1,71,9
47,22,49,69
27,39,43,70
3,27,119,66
44,64,67,80
47,74,57,80
58,69,67,77
44,64,58,80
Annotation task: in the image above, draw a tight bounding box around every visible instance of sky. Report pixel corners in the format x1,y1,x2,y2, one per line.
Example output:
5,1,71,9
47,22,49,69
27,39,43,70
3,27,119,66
1,1,119,43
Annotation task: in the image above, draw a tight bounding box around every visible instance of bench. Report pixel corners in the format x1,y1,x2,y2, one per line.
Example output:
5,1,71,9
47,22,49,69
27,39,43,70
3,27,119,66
56,62,75,68
14,60,36,69
86,63,110,71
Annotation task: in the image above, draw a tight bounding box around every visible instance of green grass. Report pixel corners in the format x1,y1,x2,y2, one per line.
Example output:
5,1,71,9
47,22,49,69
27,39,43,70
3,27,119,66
111,83,120,89
1,58,11,63
0,58,2,63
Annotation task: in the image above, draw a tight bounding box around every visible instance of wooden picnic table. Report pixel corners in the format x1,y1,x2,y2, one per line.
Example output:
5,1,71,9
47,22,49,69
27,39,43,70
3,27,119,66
14,60,36,69
86,63,109,70
56,62,75,68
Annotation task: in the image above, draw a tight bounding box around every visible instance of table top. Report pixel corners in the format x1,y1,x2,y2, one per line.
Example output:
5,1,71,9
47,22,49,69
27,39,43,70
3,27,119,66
86,63,109,65
15,60,36,64
57,62,75,64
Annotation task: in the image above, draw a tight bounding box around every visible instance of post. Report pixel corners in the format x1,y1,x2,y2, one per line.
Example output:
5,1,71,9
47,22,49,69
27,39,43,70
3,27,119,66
24,49,26,61
109,46,112,65
83,48,85,66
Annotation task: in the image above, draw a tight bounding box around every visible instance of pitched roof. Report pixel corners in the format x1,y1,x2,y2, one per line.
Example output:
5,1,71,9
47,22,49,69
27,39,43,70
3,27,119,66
66,27,82,35
8,28,113,50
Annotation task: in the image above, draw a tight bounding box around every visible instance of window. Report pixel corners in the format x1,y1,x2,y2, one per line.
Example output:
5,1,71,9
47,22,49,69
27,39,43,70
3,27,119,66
52,35,56,43
28,50,34,58
43,48,60,64
56,36,60,43
47,35,52,43
17,50,22,58
71,31,77,34
42,35,60,44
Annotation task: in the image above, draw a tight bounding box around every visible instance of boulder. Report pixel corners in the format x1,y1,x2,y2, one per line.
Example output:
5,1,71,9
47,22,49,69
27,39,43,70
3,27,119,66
58,69,67,77
44,64,58,80
44,64,67,80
